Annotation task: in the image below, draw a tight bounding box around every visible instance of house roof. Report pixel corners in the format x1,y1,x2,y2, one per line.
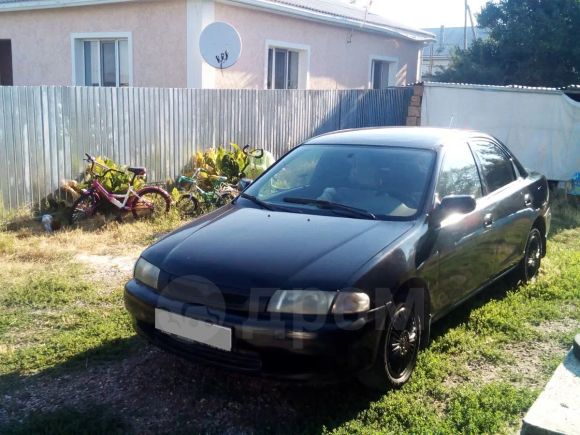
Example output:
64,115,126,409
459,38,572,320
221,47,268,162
422,26,490,58
228,0,435,42
0,0,136,10
0,0,436,42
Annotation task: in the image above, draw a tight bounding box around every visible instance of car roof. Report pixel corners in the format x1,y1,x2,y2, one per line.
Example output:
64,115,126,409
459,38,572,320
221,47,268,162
303,127,492,150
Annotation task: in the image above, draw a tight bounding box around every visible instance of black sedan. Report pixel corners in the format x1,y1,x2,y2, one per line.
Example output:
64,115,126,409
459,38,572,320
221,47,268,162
124,127,550,390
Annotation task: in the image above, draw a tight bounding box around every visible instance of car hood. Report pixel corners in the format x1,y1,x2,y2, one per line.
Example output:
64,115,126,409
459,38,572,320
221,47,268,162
142,204,414,290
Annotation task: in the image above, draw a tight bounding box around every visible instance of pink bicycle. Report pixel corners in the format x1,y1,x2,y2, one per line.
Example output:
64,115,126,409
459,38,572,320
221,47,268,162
69,153,172,224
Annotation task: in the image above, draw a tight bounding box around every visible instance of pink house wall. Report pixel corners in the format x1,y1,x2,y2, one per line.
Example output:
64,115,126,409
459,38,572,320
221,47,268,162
214,3,423,89
0,0,423,89
0,0,188,87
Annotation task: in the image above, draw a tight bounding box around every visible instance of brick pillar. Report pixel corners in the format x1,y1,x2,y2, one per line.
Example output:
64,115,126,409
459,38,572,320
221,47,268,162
406,84,424,126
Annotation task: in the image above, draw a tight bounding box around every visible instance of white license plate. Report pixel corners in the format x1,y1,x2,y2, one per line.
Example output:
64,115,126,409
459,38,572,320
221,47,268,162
155,309,232,352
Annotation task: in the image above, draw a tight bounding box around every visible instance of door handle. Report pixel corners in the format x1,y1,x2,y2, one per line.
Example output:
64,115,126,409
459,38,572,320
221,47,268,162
524,194,532,207
483,213,493,228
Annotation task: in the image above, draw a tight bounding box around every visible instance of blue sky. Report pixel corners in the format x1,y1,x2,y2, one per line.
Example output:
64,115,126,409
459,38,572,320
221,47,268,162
351,0,490,28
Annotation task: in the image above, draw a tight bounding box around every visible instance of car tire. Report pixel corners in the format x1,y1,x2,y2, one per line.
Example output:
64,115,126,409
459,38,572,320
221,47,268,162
358,299,422,392
518,227,543,283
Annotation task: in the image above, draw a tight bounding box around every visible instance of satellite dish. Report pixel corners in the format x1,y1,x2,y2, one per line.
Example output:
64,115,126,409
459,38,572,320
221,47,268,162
199,22,242,69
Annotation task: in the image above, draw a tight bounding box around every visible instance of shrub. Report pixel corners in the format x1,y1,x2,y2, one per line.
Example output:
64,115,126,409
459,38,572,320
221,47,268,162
80,156,145,194
182,144,274,190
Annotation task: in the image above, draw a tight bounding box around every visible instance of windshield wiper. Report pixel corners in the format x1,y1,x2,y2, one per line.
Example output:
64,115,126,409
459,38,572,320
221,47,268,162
240,193,276,210
283,197,376,220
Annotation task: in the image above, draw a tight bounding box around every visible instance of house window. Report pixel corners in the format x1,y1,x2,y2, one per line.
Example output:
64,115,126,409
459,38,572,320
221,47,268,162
371,60,392,89
0,39,13,86
83,39,129,87
72,34,132,87
267,48,300,89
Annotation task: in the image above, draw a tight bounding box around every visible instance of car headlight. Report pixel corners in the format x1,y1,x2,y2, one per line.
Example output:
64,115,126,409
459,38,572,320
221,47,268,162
332,292,370,314
267,290,370,315
134,257,160,290
267,290,336,315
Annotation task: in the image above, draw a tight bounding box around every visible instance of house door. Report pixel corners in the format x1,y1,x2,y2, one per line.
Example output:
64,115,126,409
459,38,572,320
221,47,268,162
0,40,13,86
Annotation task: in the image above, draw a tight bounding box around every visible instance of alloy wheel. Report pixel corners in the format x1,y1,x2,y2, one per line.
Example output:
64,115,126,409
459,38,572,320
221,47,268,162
524,229,542,281
385,305,420,381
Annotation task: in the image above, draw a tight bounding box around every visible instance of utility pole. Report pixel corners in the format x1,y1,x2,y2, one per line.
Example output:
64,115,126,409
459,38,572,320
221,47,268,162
464,0,468,49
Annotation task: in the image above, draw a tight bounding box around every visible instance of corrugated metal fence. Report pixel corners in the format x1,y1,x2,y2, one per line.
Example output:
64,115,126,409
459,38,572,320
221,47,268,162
0,86,413,212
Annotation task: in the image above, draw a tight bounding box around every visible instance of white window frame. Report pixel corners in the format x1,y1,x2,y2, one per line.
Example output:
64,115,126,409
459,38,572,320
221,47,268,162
368,55,399,89
264,40,310,90
71,32,133,87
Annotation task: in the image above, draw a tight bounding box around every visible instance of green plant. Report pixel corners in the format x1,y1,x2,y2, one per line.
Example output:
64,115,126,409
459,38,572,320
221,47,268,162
184,144,270,189
81,156,145,194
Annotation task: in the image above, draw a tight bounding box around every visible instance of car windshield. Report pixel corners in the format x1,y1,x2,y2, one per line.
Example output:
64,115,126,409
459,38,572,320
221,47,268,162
244,144,436,220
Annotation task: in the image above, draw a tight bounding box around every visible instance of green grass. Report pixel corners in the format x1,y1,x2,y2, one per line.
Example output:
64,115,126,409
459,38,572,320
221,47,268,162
330,382,535,435
0,198,578,434
0,267,136,390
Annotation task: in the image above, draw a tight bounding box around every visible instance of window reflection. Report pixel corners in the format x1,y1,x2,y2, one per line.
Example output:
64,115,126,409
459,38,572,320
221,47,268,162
471,141,516,193
437,142,482,199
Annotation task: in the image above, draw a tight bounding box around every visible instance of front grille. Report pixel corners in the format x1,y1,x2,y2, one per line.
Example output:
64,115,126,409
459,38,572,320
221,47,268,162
137,320,262,371
160,276,268,314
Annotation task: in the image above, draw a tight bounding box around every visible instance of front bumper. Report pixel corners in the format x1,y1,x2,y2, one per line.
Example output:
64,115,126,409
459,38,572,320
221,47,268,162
124,279,386,381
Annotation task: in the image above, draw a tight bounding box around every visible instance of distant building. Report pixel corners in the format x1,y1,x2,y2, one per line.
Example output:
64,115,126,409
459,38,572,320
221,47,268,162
421,26,489,77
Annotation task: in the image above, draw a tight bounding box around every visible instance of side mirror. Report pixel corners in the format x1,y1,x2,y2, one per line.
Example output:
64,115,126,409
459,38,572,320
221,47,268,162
237,178,253,191
440,195,476,214
430,195,476,227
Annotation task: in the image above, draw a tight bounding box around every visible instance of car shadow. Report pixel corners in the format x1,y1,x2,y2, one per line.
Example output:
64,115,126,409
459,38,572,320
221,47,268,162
0,333,379,434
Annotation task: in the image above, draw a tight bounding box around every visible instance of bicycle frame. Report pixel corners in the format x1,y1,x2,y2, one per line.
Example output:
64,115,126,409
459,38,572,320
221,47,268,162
177,169,237,208
83,156,145,211
89,177,139,211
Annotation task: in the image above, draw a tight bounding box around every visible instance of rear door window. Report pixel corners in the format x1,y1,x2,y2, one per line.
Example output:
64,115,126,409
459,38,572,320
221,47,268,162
470,140,516,194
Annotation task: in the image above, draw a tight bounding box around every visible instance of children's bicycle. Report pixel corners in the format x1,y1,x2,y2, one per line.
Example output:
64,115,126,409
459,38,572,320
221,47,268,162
175,168,238,217
239,145,265,179
69,154,172,224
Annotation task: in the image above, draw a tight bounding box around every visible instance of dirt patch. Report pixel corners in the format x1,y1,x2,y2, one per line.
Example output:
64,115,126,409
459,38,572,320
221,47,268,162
473,325,573,388
537,318,580,338
445,319,577,390
75,253,140,286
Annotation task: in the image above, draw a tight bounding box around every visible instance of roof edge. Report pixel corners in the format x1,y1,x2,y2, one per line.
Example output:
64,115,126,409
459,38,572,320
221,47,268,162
423,81,566,95
0,0,436,43
0,0,135,12
218,0,436,42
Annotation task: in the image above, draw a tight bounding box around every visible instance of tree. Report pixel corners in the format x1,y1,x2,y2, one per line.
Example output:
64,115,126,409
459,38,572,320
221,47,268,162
433,0,580,87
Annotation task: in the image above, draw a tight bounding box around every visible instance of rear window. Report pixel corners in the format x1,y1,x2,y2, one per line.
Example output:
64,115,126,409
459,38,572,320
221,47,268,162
470,141,516,193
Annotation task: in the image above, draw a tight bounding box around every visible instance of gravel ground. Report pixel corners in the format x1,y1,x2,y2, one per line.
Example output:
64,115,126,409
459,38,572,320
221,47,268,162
1,342,372,434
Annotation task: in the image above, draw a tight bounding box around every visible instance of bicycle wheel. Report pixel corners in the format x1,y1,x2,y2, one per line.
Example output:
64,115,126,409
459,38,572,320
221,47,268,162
69,193,98,224
176,194,199,218
217,192,236,207
132,188,171,220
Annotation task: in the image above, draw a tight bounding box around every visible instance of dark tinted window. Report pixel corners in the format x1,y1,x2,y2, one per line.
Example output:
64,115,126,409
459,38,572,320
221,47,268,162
471,141,516,193
436,143,482,199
